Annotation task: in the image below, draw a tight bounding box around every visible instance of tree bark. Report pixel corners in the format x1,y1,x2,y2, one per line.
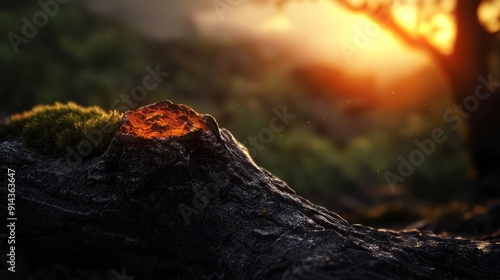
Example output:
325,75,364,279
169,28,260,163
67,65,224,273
0,101,499,279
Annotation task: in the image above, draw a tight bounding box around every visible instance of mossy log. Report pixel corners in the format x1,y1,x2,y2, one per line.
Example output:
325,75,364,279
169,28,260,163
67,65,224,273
0,101,499,279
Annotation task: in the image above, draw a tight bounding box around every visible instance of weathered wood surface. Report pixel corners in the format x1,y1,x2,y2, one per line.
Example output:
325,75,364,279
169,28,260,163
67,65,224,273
0,101,499,279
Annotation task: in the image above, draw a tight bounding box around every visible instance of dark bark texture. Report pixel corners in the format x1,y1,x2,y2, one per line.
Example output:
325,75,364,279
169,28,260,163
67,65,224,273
0,101,499,279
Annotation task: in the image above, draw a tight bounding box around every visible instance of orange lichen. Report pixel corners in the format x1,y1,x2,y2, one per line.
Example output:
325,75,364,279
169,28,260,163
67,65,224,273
119,102,208,139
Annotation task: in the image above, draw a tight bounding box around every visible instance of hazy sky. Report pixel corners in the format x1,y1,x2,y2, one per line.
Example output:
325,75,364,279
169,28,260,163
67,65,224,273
83,0,431,85
84,0,212,38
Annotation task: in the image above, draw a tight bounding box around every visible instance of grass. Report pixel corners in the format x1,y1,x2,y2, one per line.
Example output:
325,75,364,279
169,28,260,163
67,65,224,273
0,102,122,156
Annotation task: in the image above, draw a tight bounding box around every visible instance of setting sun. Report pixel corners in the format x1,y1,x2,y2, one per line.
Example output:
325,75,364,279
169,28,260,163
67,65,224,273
251,2,432,81
192,0,459,107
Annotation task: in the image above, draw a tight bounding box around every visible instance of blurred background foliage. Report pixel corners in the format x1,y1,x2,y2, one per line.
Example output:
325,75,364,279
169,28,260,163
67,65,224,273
0,1,481,229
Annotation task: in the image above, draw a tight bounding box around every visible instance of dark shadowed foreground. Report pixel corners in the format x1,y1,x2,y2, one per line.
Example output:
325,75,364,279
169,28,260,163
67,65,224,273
0,101,499,279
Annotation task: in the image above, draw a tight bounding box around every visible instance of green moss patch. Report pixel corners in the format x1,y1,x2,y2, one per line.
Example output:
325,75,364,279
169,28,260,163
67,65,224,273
1,102,122,156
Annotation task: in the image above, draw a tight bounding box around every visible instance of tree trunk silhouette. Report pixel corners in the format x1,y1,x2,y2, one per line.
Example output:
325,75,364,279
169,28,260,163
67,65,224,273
437,0,500,194
335,0,500,194
0,101,499,279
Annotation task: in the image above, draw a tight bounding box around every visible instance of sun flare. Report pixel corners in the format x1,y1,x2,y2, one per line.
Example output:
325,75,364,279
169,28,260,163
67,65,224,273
194,0,449,106
392,4,456,54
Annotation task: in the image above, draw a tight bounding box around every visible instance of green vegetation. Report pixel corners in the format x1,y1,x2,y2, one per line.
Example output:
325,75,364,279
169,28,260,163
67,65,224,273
0,1,475,221
0,2,153,113
1,102,122,156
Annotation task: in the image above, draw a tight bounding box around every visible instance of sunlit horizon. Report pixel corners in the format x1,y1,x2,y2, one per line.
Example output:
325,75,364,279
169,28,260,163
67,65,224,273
195,1,433,83
191,1,455,108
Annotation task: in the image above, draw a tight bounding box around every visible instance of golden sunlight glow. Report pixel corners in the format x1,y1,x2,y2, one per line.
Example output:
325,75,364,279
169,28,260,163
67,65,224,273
261,15,291,32
195,0,454,108
261,2,430,79
255,2,439,107
478,0,500,33
393,5,418,31
392,4,456,55
428,14,455,54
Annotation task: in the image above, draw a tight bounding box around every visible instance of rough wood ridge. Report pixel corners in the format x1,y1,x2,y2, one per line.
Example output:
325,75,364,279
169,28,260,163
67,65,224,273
0,101,498,279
